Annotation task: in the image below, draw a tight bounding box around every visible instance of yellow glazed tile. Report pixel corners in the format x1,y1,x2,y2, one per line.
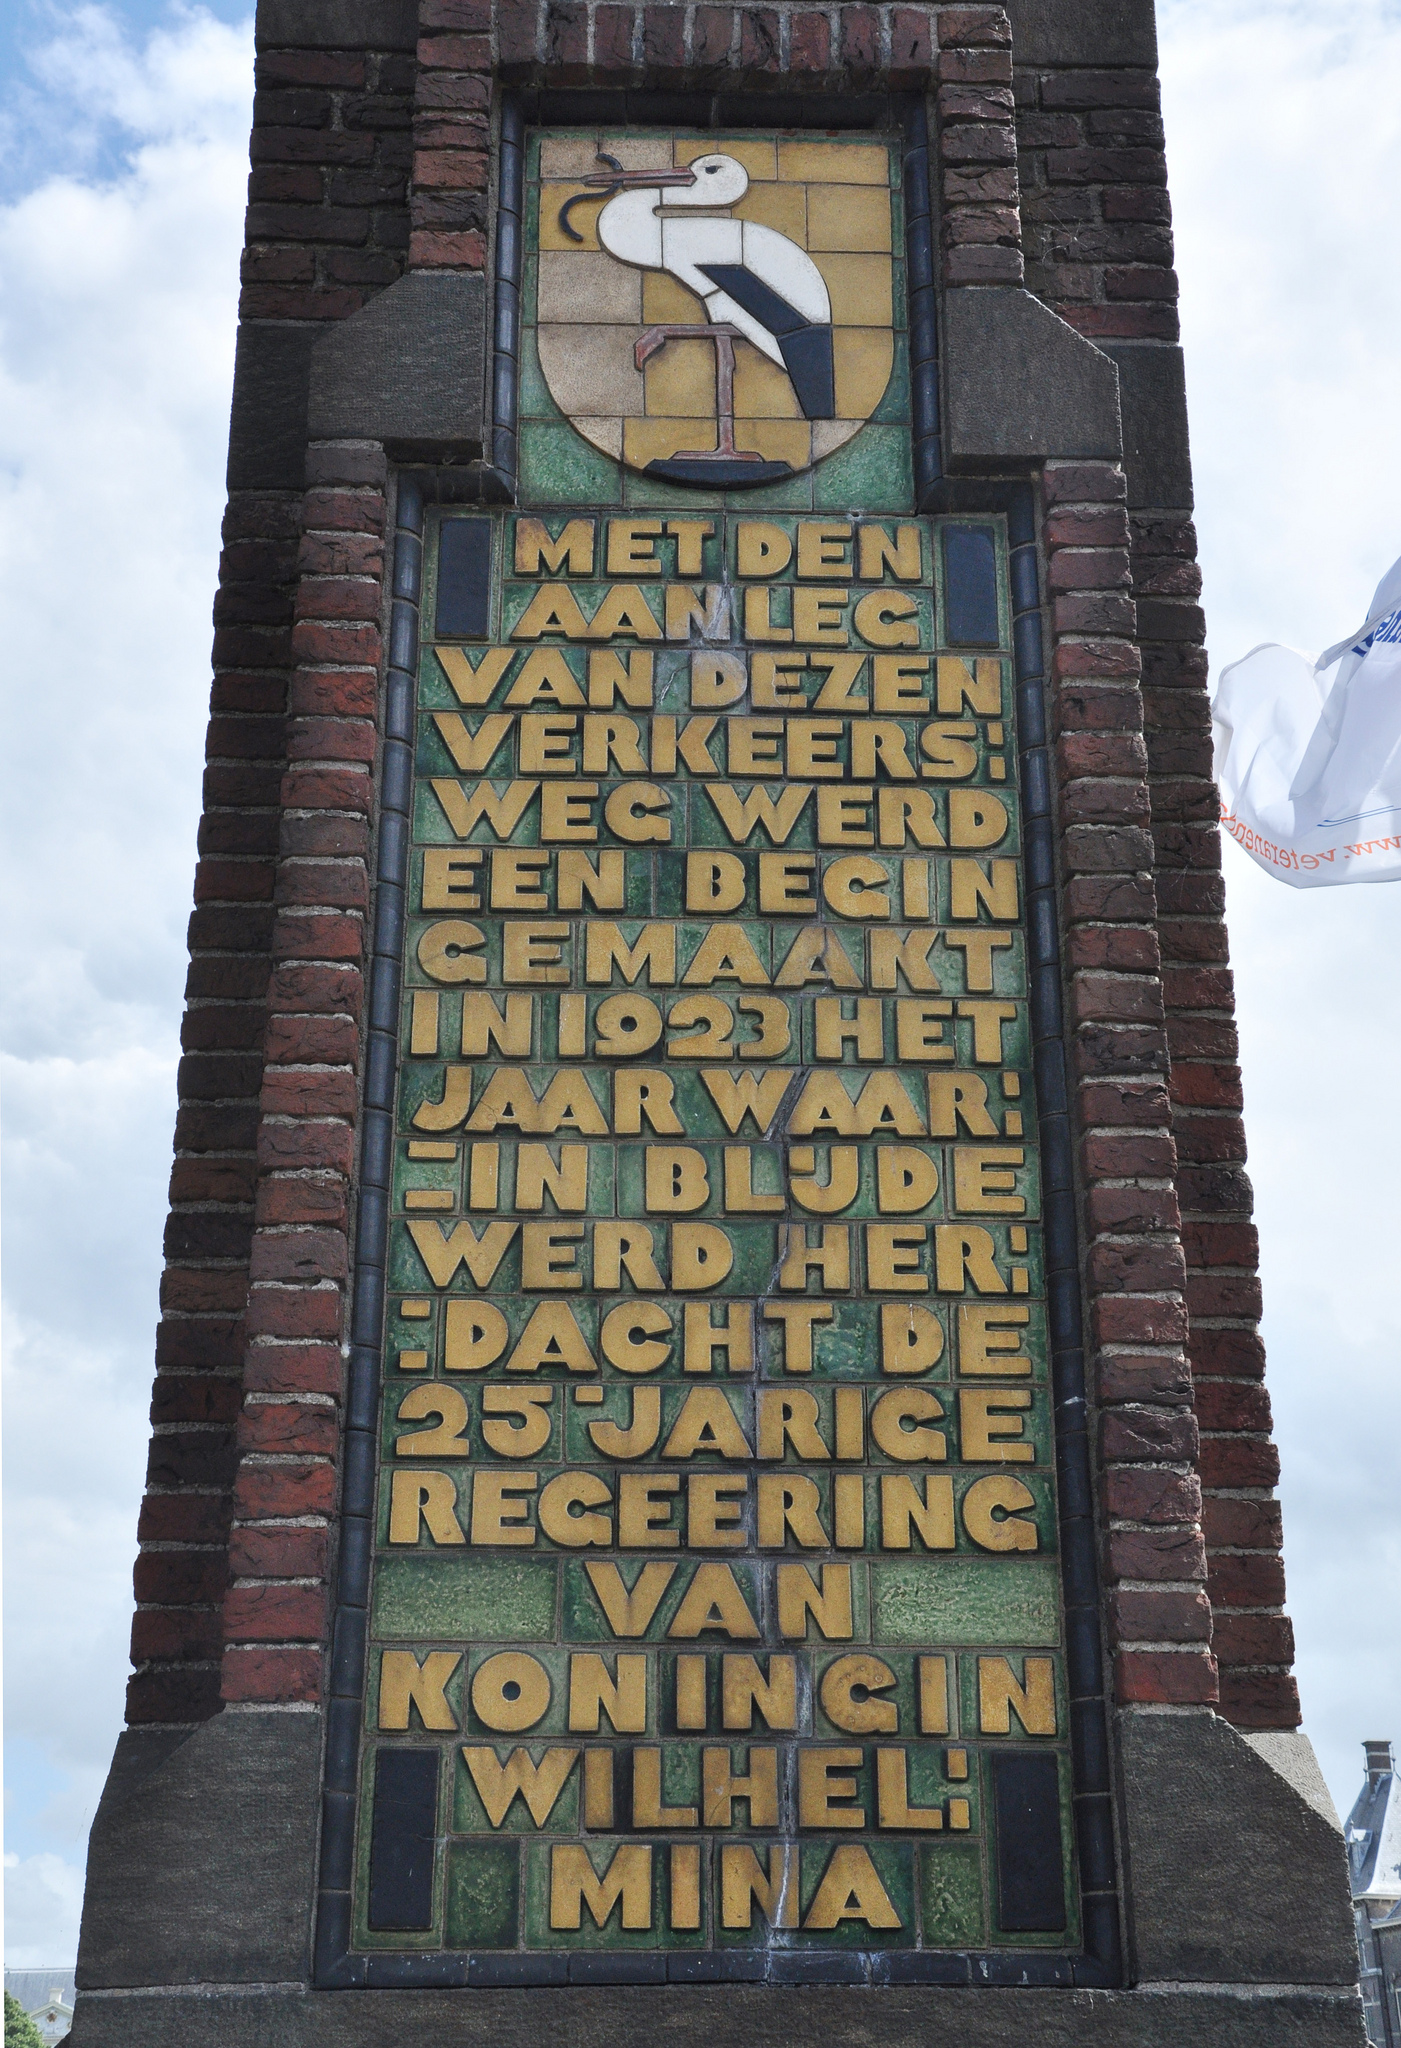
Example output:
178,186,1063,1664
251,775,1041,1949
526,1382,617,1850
643,269,707,323
832,327,895,419
677,136,778,179
644,336,717,418
733,340,803,420
625,415,717,465
817,254,894,327
807,183,892,254
538,249,642,323
779,140,890,185
735,416,812,466
735,183,807,241
538,183,605,252
538,324,644,415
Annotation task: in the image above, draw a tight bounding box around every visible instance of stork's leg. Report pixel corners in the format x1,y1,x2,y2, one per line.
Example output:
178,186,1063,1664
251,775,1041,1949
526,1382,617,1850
775,325,836,420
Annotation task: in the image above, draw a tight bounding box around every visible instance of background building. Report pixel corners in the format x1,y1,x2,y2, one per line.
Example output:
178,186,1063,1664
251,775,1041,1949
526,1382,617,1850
5,1971,75,2045
1349,1741,1401,2048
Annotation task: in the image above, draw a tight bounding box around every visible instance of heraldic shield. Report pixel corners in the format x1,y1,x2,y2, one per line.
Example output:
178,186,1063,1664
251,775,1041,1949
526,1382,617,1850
529,132,898,488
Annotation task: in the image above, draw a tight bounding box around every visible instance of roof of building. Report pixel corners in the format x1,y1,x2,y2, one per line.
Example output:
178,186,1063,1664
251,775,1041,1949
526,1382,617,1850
3,1970,76,2012
1346,1741,1401,1905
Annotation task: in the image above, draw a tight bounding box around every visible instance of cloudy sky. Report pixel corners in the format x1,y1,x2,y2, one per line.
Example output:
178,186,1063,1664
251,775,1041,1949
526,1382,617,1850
3,0,1400,1972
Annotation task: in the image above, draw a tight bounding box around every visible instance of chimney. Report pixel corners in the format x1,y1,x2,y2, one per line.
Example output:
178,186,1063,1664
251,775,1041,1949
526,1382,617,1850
1364,1740,1394,1785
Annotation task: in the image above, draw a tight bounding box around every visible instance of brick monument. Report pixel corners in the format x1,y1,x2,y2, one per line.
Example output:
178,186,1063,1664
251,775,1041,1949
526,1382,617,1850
70,2,1366,2042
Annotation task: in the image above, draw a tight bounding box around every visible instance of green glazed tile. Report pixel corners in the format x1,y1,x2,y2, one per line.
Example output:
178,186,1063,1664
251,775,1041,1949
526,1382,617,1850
919,1840,986,1946
372,1557,558,1639
519,424,622,508
813,424,914,515
870,1557,1061,1646
445,1837,522,1948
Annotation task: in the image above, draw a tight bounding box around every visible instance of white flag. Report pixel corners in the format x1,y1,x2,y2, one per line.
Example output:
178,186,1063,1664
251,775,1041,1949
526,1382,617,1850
1212,552,1401,885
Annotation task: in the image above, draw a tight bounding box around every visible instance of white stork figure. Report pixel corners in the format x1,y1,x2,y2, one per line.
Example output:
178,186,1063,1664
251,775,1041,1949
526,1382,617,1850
565,153,836,419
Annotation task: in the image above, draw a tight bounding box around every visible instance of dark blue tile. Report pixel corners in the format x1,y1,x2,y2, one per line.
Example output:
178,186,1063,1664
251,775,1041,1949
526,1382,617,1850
568,1954,667,1985
436,518,494,641
368,1747,438,1932
469,1954,568,1987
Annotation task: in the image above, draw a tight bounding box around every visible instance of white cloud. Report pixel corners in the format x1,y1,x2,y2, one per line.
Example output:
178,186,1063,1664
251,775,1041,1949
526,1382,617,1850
1161,0,1401,1815
0,0,252,1962
3,1851,87,1969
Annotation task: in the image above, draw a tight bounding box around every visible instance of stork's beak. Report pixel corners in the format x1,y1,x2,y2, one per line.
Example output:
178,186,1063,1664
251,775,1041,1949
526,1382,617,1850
578,167,698,188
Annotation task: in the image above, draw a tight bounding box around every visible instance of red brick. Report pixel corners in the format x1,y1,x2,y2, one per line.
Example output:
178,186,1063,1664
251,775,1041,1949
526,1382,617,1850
168,1159,258,1205
938,7,1011,45
256,1121,356,1175
838,4,878,69
127,1666,223,1723
739,8,781,69
230,1523,329,1579
945,245,1023,285
596,3,637,67
275,855,371,905
416,31,489,67
1102,1466,1200,1524
249,1228,349,1285
1107,1526,1205,1581
641,4,685,69
281,813,370,858
1055,591,1137,636
150,1377,243,1427
1081,1131,1176,1180
290,619,381,665
1093,1295,1189,1348
1213,1612,1295,1666
1216,1668,1300,1728
1061,780,1152,828
1115,1649,1218,1705
232,1459,337,1520
270,914,364,964
790,9,831,71
134,1552,229,1604
243,1340,344,1398
694,5,736,66
244,1286,345,1342
132,1611,223,1662
260,1068,359,1119
1086,1186,1181,1238
1202,1497,1281,1550
1052,637,1141,681
160,1270,250,1316
1208,1551,1286,1608
1198,1438,1280,1489
301,490,385,535
222,1645,322,1703
138,1495,234,1545
255,1177,348,1228
237,1400,340,1456
264,1013,359,1065
1068,925,1159,974
1048,548,1132,593
1187,1327,1261,1376
223,1582,327,1641
1064,874,1156,922
413,147,489,190
1187,1272,1264,1321
267,962,364,1017
1110,1587,1211,1642
939,47,1012,83
1101,1405,1197,1462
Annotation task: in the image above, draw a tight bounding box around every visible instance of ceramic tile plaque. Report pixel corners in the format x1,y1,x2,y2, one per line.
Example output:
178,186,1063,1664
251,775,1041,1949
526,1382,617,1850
351,126,1077,1975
